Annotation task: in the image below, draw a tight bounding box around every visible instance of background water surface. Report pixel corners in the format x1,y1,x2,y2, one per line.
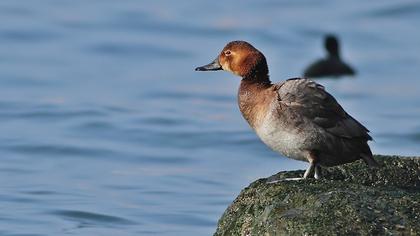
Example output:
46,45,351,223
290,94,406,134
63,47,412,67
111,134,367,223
1,0,420,235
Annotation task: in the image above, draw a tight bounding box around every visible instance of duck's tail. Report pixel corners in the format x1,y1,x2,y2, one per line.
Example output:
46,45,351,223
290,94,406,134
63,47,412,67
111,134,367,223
361,153,380,168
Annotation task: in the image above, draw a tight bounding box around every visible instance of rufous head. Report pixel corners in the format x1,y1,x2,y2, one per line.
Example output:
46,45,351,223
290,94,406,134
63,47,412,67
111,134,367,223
195,41,269,82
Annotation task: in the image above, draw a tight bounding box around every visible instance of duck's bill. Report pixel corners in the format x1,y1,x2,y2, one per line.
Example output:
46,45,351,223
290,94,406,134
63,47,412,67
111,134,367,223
195,58,222,71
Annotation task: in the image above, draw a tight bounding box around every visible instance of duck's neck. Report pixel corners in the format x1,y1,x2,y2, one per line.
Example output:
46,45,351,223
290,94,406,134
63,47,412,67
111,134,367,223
242,69,271,84
238,78,273,129
328,51,340,59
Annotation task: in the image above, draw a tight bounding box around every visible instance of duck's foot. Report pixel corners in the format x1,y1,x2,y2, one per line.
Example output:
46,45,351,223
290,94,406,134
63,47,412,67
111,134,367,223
280,177,305,181
266,177,304,184
285,163,321,180
265,162,323,184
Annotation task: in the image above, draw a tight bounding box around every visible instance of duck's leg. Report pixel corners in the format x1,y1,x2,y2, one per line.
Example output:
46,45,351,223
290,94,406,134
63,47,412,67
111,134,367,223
303,162,315,179
266,152,319,183
314,165,322,179
295,151,321,179
285,151,318,180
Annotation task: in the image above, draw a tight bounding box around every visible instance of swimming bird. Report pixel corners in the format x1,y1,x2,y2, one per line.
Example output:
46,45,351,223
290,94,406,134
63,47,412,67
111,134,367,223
195,41,378,179
303,35,356,78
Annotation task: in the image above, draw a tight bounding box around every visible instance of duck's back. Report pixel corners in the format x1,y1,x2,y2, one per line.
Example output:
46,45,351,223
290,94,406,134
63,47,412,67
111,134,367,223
275,78,370,139
304,58,355,78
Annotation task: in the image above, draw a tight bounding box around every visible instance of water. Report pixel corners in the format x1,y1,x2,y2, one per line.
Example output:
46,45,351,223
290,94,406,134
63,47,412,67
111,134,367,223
0,0,419,235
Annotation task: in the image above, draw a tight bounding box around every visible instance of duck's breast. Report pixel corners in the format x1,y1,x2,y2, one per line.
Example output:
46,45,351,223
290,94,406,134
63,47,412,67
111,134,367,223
254,102,310,162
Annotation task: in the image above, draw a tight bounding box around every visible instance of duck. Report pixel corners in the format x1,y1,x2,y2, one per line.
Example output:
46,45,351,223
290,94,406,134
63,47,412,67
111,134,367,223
195,41,378,179
303,35,356,78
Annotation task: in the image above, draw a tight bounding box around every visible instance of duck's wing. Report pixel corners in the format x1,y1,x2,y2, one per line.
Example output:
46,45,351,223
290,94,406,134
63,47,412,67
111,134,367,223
274,78,371,140
341,62,356,75
303,59,327,78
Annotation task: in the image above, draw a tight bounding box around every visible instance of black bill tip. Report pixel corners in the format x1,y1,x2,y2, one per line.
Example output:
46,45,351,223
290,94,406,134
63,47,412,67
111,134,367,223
195,66,207,71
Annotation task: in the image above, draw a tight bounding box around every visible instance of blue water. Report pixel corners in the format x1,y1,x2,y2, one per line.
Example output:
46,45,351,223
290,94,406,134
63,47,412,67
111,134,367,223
1,0,419,235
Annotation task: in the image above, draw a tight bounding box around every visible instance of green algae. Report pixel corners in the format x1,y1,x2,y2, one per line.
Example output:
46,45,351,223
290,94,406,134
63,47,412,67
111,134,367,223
214,155,420,236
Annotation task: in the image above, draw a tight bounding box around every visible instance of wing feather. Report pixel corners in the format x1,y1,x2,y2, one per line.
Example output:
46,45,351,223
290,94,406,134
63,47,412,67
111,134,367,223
275,78,371,140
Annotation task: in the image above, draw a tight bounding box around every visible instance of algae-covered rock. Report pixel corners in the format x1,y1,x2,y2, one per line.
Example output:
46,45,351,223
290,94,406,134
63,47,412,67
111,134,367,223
214,155,420,236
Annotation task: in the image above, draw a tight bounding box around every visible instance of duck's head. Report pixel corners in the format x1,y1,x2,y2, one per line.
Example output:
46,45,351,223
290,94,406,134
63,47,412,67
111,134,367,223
195,41,269,82
325,34,339,58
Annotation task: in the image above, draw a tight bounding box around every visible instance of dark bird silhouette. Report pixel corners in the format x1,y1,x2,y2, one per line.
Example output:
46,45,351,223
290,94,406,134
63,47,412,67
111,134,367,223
196,41,377,180
304,35,356,78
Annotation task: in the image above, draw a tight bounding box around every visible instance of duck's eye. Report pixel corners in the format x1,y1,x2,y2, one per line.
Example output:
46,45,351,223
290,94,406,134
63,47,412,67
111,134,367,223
224,50,231,56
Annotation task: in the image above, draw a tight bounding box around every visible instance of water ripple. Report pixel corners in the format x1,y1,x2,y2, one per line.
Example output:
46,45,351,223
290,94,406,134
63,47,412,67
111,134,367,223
143,90,234,102
119,128,261,150
20,190,57,196
0,29,58,42
0,167,37,174
0,232,44,236
0,109,107,121
146,213,214,227
368,2,420,17
0,194,40,204
51,210,136,226
5,143,114,158
89,42,193,58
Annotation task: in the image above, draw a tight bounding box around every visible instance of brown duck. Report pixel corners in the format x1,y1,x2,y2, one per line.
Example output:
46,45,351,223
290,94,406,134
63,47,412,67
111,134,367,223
195,41,378,179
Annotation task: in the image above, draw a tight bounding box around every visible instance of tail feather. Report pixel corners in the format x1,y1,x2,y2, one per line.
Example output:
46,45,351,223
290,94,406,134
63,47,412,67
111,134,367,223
361,154,380,168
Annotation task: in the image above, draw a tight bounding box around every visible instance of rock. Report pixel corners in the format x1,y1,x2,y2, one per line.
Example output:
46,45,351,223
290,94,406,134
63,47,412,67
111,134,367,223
214,155,420,236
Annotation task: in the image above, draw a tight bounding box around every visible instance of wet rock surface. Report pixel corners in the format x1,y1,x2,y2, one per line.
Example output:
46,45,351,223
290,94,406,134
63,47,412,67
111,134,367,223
214,155,420,236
